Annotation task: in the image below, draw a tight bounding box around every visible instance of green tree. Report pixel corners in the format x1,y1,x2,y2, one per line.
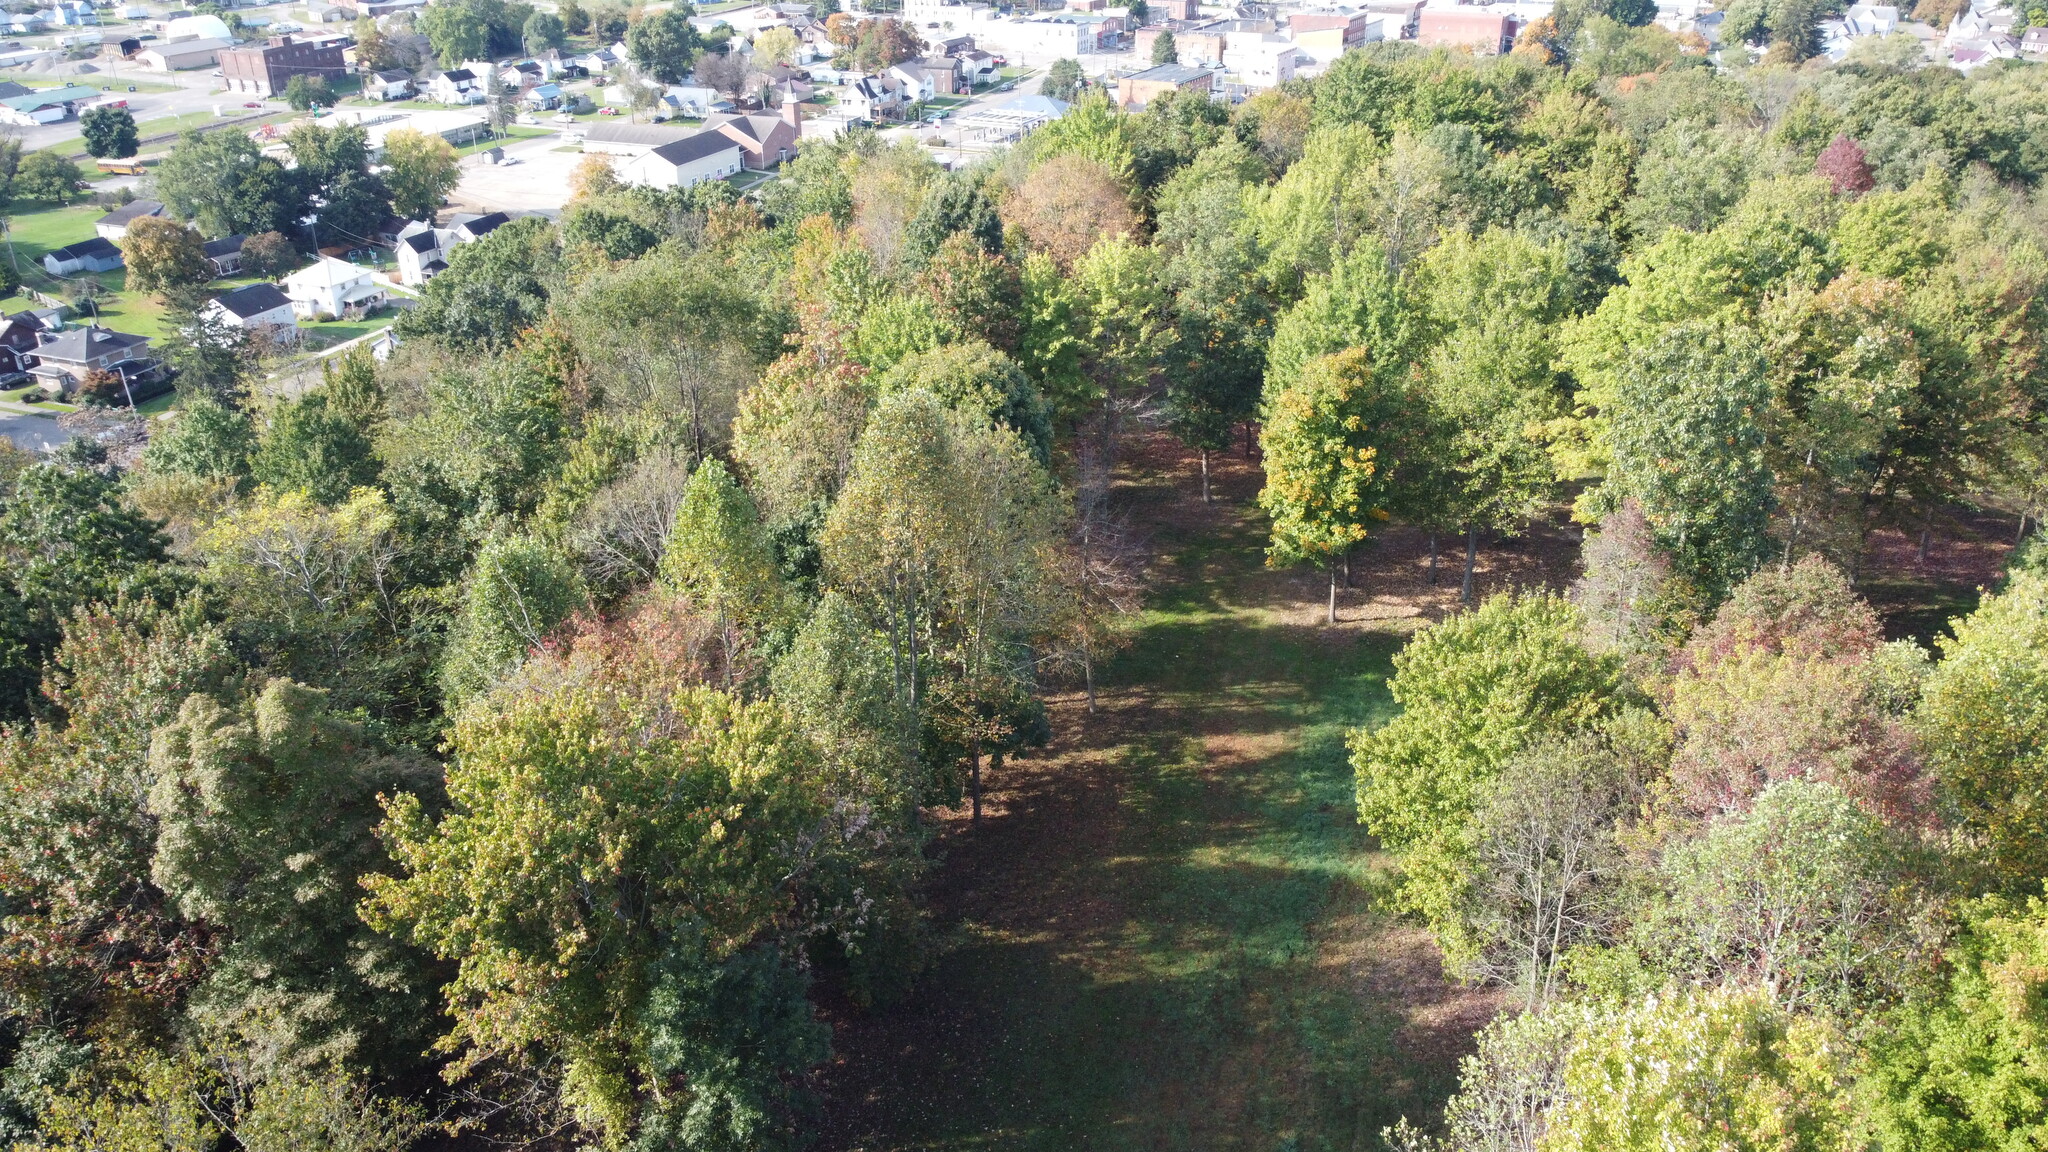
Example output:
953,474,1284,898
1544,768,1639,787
148,680,439,1072
121,217,213,295
1650,778,1922,1015
1256,348,1406,623
236,230,298,280
1542,987,1856,1152
395,215,556,348
1597,322,1776,597
152,129,306,239
659,460,784,665
902,173,1002,264
281,74,334,111
522,8,566,53
875,340,1053,464
249,390,380,505
1041,57,1082,101
439,532,587,706
380,127,463,222
627,6,703,85
13,151,81,204
1864,893,2048,1152
142,394,255,483
79,105,138,160
420,2,490,66
1916,570,2048,893
1150,29,1179,64
364,677,831,1141
1351,591,1620,938
0,463,180,716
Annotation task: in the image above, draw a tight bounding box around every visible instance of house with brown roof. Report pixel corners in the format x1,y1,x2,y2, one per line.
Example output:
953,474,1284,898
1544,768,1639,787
706,101,801,169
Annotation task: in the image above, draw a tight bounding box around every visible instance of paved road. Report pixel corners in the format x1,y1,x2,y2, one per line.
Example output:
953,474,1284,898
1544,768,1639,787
0,409,71,451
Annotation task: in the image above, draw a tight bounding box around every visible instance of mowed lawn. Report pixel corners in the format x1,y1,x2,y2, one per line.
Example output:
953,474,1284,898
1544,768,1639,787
817,437,1498,1152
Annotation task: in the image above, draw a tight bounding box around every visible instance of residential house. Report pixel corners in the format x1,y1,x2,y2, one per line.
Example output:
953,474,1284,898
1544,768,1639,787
202,234,247,276
0,84,99,126
524,81,563,109
137,36,232,70
617,130,746,189
220,34,351,95
706,102,801,167
663,84,729,115
576,45,623,72
954,47,999,85
1115,62,1212,108
28,325,152,389
916,54,963,94
500,59,543,88
1416,7,1512,51
2023,23,2048,51
94,199,165,241
427,68,482,103
3,13,44,34
1820,2,1900,57
19,307,67,334
449,211,509,242
369,69,414,99
393,224,453,285
0,317,42,377
204,283,299,338
843,73,906,120
888,60,941,101
282,256,387,319
43,237,124,275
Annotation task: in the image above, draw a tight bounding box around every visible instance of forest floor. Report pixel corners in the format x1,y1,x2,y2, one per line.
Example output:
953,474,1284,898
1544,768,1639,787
813,433,1583,1152
812,432,2018,1151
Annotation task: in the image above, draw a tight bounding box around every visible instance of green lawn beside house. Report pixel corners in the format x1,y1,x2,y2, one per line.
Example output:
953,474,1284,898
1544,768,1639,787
2,202,267,341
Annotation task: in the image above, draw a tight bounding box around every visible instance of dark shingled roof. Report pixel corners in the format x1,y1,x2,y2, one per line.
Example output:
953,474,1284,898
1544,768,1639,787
202,234,246,259
211,283,291,320
647,131,741,166
47,236,122,262
94,199,164,228
35,325,148,363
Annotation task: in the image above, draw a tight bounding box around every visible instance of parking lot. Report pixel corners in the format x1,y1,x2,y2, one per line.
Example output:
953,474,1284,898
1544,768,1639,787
449,135,586,215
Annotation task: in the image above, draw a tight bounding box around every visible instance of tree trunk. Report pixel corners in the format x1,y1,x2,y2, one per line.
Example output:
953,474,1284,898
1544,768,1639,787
1428,532,1439,585
1244,420,1254,458
1462,526,1477,605
1082,634,1097,714
1919,507,1934,564
1200,448,1210,504
1342,547,1352,589
2019,513,2032,545
1327,566,1338,626
970,749,982,823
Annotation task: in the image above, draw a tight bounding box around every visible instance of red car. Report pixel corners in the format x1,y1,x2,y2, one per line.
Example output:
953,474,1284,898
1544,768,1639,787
243,101,262,108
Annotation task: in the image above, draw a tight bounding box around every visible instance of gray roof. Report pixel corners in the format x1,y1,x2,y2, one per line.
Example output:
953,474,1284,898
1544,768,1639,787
583,121,697,147
375,69,411,82
202,234,246,258
150,36,232,55
647,130,741,166
453,210,508,237
47,236,121,262
94,199,164,227
1126,62,1212,84
401,230,437,252
441,67,475,81
35,325,148,363
211,282,291,319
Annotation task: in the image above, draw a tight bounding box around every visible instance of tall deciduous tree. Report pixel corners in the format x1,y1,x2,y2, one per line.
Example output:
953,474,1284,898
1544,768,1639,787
79,105,138,159
439,532,587,706
626,6,702,85
1257,348,1404,623
122,217,213,295
1351,591,1620,937
381,127,462,221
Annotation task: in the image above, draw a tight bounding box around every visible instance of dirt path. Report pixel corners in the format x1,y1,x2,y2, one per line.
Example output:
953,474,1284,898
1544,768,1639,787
813,433,1554,1152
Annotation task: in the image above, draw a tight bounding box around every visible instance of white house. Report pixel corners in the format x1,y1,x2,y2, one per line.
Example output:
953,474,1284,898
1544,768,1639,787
204,283,300,339
842,74,907,119
618,131,745,189
888,61,940,101
428,68,483,103
1222,37,1297,88
369,69,414,99
43,237,124,275
283,256,387,319
94,199,165,241
393,224,453,286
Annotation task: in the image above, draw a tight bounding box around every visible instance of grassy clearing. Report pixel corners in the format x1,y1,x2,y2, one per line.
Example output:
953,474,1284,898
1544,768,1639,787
820,437,1494,1152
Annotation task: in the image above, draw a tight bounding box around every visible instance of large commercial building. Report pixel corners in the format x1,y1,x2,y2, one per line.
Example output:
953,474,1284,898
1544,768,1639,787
219,34,350,96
